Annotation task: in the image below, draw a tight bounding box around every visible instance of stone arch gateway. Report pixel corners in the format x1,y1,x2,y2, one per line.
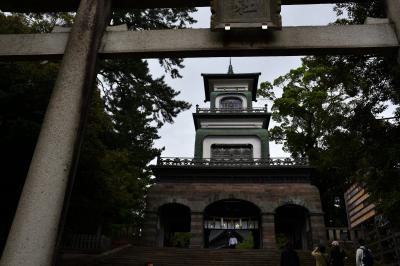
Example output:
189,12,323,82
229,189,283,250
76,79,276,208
275,204,312,250
143,182,326,249
158,203,191,247
203,199,261,249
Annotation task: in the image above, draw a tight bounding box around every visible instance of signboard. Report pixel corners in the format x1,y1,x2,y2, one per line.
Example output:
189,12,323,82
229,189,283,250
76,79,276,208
211,0,282,30
344,183,377,229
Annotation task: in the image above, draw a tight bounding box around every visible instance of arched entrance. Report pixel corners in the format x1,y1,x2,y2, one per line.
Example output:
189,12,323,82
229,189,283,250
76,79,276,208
275,204,312,250
203,199,261,249
158,203,191,247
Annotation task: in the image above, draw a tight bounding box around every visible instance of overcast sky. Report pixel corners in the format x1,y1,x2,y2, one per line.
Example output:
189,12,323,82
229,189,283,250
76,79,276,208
147,5,339,158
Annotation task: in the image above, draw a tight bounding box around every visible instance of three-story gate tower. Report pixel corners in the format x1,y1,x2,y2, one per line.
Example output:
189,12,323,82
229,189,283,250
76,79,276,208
143,64,326,250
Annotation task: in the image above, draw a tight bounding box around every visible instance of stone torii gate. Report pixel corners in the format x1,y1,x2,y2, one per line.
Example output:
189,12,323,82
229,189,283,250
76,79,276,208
0,0,399,265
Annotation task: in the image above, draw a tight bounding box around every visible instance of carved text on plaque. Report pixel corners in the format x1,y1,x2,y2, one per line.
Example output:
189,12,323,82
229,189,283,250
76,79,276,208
211,0,281,31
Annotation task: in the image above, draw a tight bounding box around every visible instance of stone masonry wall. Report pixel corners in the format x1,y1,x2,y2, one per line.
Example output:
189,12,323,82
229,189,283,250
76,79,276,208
143,182,326,248
146,182,323,213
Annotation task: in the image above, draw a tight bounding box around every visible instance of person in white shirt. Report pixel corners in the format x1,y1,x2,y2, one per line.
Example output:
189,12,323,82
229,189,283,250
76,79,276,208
228,232,238,249
356,239,374,266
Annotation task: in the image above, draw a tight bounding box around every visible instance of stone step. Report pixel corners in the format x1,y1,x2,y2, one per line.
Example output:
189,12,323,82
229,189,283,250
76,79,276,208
59,246,355,266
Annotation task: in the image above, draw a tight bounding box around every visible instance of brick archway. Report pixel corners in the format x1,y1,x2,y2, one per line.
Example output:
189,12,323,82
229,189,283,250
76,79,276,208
144,182,326,248
203,199,262,249
158,203,191,248
274,204,312,250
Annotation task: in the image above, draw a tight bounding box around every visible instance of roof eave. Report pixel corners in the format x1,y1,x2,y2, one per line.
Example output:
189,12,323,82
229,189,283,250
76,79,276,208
201,73,261,102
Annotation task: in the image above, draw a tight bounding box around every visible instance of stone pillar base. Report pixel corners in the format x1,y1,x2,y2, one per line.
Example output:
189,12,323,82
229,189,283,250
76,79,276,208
261,213,276,249
310,213,326,246
142,212,158,247
190,212,203,248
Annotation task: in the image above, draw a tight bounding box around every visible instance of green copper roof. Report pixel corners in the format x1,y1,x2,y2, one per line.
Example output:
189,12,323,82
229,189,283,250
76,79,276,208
201,73,261,102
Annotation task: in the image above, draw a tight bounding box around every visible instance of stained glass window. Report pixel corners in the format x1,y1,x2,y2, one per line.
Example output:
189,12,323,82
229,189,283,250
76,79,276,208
220,97,243,109
211,144,253,160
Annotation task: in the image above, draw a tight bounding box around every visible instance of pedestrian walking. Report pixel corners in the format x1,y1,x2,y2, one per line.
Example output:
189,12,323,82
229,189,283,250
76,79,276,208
280,241,300,266
329,241,346,266
228,231,238,249
312,244,329,266
356,239,374,266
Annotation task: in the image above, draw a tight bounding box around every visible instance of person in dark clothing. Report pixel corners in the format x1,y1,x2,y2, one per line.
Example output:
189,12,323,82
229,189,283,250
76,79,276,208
280,241,300,266
329,241,346,266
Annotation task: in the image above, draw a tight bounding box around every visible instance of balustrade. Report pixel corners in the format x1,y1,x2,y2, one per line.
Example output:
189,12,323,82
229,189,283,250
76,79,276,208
156,157,309,167
195,105,268,114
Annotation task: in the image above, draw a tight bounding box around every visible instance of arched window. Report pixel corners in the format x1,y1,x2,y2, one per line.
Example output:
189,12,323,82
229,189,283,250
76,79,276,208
220,97,243,109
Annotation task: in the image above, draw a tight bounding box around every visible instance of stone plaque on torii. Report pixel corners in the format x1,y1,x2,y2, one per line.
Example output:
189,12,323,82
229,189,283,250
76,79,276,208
211,0,281,30
0,0,399,265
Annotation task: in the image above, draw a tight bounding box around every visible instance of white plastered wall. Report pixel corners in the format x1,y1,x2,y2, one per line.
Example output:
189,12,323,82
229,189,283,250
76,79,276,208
200,118,264,129
212,79,250,90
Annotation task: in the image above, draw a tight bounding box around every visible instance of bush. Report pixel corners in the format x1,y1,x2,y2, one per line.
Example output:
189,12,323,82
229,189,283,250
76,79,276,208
237,234,254,249
275,234,288,250
171,232,191,248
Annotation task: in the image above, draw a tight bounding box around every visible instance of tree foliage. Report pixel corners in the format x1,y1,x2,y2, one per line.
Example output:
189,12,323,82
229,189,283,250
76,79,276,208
92,8,193,232
0,7,195,250
259,2,400,227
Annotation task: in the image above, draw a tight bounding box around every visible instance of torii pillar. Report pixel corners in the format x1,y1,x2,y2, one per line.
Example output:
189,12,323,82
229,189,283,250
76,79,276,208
386,0,400,63
0,0,111,265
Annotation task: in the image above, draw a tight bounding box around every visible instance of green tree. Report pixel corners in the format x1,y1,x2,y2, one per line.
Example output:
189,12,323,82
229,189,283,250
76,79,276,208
0,8,195,252
83,8,193,234
237,234,254,249
259,1,400,226
260,58,357,226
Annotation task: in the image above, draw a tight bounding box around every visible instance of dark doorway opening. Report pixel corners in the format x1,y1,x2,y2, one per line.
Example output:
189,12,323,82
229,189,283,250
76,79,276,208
204,199,261,249
275,204,312,250
158,203,191,247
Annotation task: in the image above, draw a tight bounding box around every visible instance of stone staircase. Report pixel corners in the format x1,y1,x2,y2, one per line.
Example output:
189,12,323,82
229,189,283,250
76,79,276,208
59,246,356,266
